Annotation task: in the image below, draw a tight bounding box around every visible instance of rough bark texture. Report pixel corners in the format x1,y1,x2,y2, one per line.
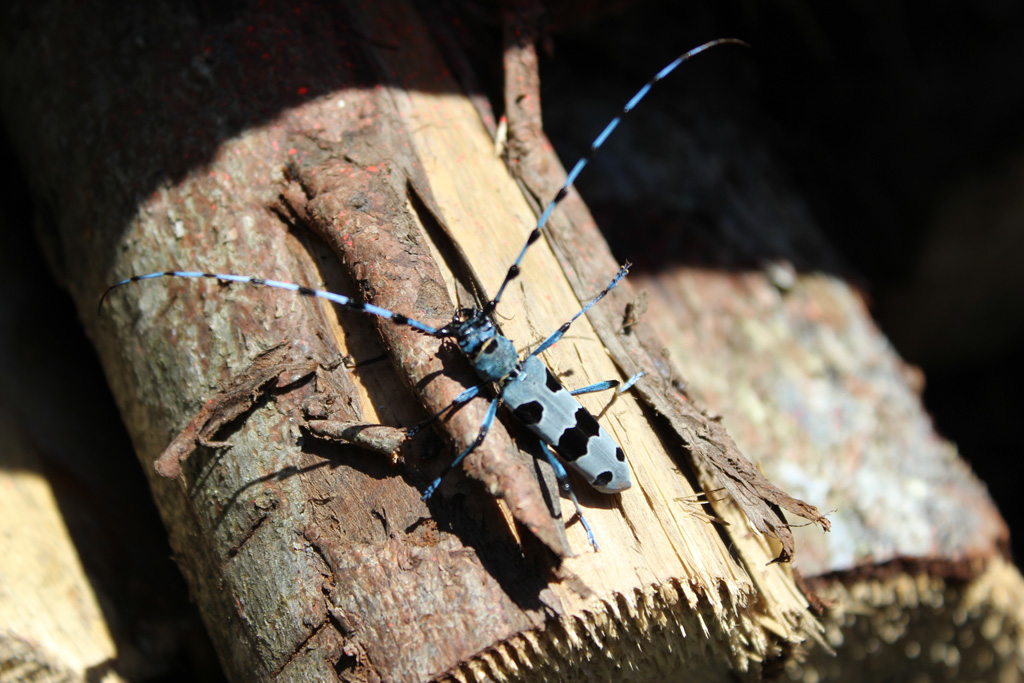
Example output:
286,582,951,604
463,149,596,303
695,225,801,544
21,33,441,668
2,0,1019,682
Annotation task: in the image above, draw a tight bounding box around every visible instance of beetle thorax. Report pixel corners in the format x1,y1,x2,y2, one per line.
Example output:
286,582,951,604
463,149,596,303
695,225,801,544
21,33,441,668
449,309,519,383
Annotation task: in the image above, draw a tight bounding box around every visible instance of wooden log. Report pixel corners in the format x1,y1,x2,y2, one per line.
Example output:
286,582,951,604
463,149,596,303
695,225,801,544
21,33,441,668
0,412,124,683
2,0,1017,681
525,7,1021,680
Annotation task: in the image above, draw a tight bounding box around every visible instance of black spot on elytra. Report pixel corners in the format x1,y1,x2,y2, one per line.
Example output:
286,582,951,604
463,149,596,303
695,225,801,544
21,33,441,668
593,471,614,488
557,407,601,461
615,447,625,462
512,400,544,426
483,339,499,354
544,368,562,393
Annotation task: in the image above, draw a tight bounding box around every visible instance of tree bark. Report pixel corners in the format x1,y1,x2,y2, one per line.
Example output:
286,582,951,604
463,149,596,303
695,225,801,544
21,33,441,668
2,1,1018,682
